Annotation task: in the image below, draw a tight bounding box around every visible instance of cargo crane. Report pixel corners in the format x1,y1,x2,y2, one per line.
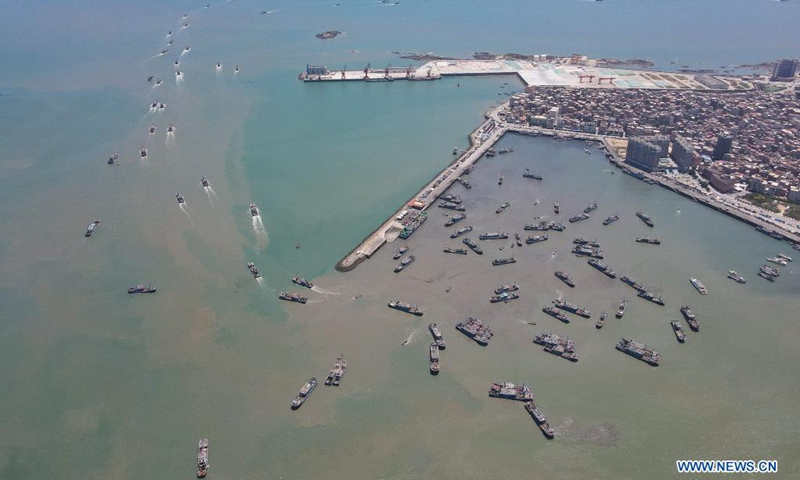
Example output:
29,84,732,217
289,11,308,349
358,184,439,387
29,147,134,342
384,63,392,79
578,74,595,83
598,77,615,85
341,65,346,79
363,63,371,79
405,64,414,79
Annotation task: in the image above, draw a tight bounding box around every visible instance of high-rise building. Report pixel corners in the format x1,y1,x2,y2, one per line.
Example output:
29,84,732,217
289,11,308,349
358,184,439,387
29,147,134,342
625,136,668,172
671,136,695,171
712,133,733,160
771,59,799,81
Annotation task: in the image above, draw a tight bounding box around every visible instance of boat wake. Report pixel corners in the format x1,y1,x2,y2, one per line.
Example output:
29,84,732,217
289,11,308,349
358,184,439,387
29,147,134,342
179,203,193,224
252,215,269,248
401,328,420,346
311,285,342,296
204,187,216,206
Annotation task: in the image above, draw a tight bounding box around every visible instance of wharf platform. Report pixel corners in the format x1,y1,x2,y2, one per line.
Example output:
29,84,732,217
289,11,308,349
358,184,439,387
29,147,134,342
302,59,746,91
335,107,507,272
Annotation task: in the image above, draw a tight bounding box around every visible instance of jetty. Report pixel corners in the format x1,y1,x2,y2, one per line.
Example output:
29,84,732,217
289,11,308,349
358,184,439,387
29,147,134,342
335,109,507,271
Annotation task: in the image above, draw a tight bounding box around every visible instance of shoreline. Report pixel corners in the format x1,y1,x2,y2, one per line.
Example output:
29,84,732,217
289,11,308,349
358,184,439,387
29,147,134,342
336,104,799,272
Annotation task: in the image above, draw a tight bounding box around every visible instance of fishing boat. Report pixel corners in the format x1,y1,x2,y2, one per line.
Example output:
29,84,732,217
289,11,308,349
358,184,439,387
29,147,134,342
128,284,156,294
196,438,209,478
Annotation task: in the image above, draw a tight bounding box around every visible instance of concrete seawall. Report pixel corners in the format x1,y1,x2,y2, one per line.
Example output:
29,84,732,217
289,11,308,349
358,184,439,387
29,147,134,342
335,109,507,272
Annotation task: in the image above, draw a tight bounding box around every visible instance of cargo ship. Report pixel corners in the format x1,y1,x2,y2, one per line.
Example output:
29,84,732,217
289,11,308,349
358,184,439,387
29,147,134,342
292,276,313,288
429,323,446,349
637,290,665,306
495,202,510,214
554,300,591,318
394,255,415,273
398,211,427,239
573,238,600,247
439,193,461,203
526,234,549,244
463,238,483,254
85,219,101,237
615,300,628,319
727,270,746,284
636,211,654,227
620,276,645,292
128,284,156,294
760,264,780,277
279,292,308,304
450,225,473,238
247,262,261,278
680,305,699,331
388,300,423,316
490,291,519,303
429,342,440,363
588,259,616,278
766,256,788,266
488,381,533,401
492,257,516,266
524,222,549,231
494,283,519,294
543,343,579,362
616,338,660,366
438,201,465,211
443,247,468,255
480,232,509,240
392,245,409,260
291,377,317,409
196,438,209,478
603,214,619,226
636,237,661,245
671,320,686,343
542,306,570,323
455,317,493,346
569,213,590,223
690,278,707,295
525,402,555,439
554,271,575,288
325,355,343,386
333,359,347,386
572,245,603,259
444,213,466,227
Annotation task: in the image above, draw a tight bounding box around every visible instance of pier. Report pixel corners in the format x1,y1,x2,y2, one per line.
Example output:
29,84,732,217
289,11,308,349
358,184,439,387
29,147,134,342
302,58,746,91
335,107,507,272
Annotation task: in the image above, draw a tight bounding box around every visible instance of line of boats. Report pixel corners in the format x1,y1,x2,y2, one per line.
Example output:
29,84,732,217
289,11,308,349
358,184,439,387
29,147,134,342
759,264,780,282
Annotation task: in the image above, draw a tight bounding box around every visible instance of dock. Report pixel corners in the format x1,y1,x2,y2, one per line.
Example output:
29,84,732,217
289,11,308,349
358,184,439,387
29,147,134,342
301,58,748,92
335,107,507,272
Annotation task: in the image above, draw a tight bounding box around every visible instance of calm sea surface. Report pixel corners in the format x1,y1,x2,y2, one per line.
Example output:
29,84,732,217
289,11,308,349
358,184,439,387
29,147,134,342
1,1,799,479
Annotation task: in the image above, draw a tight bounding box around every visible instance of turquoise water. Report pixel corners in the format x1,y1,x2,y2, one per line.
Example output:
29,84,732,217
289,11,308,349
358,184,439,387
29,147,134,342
1,0,800,478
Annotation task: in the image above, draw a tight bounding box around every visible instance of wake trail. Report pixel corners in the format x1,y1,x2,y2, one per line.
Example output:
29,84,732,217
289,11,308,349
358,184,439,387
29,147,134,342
179,204,194,226
252,215,269,249
402,328,421,346
311,285,342,296
204,187,216,206
206,186,219,199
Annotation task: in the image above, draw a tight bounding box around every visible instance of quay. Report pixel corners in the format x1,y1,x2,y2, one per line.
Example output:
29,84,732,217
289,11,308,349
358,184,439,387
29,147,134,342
335,106,507,272
301,58,749,92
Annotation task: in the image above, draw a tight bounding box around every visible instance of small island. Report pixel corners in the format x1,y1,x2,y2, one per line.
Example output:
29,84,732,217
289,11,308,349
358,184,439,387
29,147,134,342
315,30,342,40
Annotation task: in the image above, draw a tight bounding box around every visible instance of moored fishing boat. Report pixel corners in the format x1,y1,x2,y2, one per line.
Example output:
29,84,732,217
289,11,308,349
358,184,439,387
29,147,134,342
525,402,554,439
